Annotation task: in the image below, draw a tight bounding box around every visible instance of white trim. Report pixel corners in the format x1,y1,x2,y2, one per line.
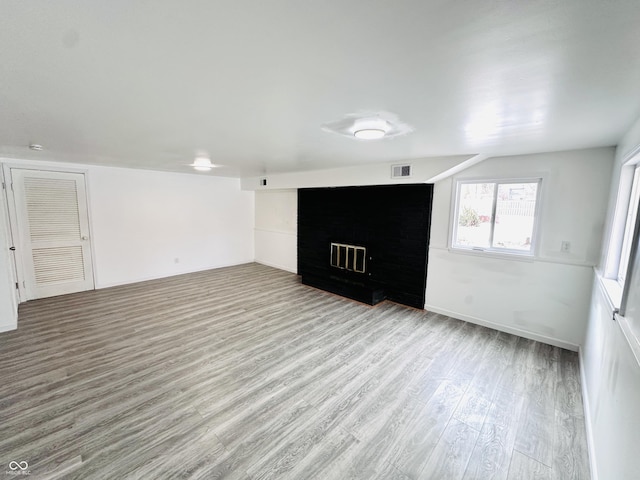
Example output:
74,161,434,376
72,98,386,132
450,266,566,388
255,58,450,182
0,323,16,333
578,346,599,480
95,259,256,289
423,304,579,351
622,143,640,165
604,156,640,279
0,160,90,176
0,166,20,315
2,164,27,302
595,272,622,310
83,169,99,292
255,260,297,274
443,245,535,263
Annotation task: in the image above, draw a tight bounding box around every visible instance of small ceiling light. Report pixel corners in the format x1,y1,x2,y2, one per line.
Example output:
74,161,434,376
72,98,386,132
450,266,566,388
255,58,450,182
29,144,44,151
354,128,386,140
190,156,214,171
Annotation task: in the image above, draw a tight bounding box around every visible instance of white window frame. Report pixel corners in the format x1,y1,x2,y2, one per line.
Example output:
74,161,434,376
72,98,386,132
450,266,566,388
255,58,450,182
603,152,640,310
450,176,543,258
617,165,640,285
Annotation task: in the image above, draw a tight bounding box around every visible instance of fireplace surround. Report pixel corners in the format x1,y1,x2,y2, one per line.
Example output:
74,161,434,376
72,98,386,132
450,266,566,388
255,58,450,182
298,184,433,309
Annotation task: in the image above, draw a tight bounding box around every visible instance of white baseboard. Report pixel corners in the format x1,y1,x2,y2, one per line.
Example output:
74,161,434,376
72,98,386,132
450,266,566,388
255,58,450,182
423,304,579,351
578,346,598,480
255,260,297,274
0,322,17,333
95,259,256,289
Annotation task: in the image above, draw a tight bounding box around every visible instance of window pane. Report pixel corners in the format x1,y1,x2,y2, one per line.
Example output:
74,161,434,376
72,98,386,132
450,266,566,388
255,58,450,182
492,182,538,251
455,183,495,248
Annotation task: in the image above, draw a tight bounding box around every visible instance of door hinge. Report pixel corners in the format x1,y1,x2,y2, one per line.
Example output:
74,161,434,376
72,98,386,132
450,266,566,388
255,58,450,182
15,282,19,289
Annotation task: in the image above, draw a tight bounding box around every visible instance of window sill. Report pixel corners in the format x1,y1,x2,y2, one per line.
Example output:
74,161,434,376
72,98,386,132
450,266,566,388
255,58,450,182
448,246,536,263
598,275,623,310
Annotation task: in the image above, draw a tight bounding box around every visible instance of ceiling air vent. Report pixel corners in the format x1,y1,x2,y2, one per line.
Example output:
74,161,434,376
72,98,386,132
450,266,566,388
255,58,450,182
391,164,412,179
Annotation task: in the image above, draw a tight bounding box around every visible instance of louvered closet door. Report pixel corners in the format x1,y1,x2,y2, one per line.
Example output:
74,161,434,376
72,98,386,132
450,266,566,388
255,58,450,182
12,169,94,299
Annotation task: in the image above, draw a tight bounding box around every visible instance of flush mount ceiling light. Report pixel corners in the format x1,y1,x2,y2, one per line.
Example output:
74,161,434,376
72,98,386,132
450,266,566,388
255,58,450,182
322,111,413,140
352,117,391,140
190,155,214,171
353,128,386,140
29,144,44,151
352,118,390,140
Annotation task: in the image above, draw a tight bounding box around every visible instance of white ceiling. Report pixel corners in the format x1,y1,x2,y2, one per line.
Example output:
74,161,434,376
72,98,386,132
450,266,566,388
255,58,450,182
1,1,639,177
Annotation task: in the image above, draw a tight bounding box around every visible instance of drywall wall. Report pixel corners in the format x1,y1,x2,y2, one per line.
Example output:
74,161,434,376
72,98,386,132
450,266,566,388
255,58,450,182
582,279,640,480
581,115,640,480
241,155,473,190
0,158,255,309
88,166,254,287
254,190,297,273
0,173,17,331
425,148,614,349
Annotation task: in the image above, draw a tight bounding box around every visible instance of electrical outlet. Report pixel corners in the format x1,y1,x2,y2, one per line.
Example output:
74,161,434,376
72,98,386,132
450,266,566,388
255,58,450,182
561,241,571,253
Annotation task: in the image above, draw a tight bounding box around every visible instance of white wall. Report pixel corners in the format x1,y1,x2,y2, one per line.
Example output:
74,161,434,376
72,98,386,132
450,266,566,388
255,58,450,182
582,115,640,480
583,279,640,480
0,159,255,331
254,190,297,273
426,148,614,349
88,166,254,287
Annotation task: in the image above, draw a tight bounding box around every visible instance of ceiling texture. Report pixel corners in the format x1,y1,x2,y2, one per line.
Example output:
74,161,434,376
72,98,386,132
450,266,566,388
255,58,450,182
1,0,639,177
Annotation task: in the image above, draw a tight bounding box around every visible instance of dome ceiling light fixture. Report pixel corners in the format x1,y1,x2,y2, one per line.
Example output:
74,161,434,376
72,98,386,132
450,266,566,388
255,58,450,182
322,111,413,140
353,128,386,140
189,153,215,172
353,118,390,140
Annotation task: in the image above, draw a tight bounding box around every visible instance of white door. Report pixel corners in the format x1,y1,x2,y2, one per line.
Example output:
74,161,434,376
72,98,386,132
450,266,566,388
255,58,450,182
10,169,94,300
1,168,20,310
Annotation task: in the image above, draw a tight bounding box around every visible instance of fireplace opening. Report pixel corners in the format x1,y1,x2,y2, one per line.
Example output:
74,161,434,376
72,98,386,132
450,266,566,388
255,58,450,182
330,243,366,273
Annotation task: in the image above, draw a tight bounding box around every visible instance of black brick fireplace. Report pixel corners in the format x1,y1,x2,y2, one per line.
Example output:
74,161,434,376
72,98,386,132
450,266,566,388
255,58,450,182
298,184,433,309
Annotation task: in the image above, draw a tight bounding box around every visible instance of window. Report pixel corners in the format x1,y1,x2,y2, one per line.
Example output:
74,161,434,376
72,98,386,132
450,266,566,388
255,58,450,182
451,178,542,256
617,166,640,285
602,157,640,310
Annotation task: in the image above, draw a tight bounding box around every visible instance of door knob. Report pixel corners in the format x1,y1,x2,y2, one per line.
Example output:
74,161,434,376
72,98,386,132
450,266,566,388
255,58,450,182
81,236,89,240
9,246,15,251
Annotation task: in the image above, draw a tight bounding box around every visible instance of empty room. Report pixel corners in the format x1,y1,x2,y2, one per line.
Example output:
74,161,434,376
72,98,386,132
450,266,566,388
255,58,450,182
1,1,639,479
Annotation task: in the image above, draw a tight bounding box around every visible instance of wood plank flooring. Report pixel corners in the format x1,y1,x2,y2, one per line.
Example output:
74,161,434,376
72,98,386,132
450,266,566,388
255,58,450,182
0,263,590,479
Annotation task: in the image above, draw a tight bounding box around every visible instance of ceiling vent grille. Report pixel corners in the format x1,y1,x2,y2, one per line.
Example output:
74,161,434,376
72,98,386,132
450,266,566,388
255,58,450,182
391,164,412,179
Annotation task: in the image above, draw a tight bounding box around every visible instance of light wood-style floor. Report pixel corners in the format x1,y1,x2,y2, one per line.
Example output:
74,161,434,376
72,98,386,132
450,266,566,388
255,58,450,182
0,263,590,480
